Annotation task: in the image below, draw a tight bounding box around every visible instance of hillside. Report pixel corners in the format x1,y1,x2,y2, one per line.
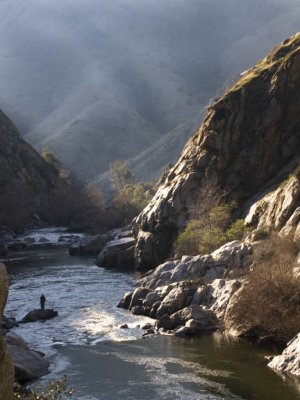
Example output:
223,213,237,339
134,33,300,268
0,1,300,183
0,108,73,229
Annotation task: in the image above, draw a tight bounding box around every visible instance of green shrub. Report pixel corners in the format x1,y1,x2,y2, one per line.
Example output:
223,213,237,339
113,183,154,225
109,160,134,191
174,204,248,257
173,220,203,257
226,219,249,241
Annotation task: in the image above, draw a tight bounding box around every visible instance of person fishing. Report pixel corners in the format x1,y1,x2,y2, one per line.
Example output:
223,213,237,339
40,294,46,310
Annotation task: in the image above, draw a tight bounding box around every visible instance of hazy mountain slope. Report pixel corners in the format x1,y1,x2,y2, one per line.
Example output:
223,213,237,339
0,0,299,182
94,111,204,193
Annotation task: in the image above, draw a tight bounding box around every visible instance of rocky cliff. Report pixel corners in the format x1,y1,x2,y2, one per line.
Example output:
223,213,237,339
0,108,73,229
135,33,300,269
0,263,14,400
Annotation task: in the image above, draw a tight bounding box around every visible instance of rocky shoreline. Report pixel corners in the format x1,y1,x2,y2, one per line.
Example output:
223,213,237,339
115,238,300,377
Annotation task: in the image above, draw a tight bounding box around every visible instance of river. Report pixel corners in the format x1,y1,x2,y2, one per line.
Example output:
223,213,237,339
3,228,300,400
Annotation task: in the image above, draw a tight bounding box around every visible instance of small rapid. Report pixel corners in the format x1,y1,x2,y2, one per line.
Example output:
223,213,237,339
3,228,300,400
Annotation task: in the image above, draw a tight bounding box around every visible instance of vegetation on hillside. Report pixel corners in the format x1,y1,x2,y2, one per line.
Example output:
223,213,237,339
109,160,155,226
41,148,71,182
174,185,248,257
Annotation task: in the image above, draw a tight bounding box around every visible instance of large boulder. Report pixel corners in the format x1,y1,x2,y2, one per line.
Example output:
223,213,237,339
170,305,219,331
268,333,300,376
69,233,113,256
5,332,50,382
156,281,197,318
21,309,58,323
129,287,151,310
0,263,15,399
96,237,135,268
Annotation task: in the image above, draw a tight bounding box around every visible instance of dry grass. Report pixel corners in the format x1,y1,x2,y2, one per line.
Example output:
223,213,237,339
229,234,300,345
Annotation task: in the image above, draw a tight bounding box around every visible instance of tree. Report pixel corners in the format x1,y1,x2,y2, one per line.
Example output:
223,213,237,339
41,147,71,182
109,160,134,192
41,147,61,171
174,184,247,256
113,183,154,224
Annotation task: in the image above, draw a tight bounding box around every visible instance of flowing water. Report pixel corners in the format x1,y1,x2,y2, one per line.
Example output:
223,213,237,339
3,228,300,400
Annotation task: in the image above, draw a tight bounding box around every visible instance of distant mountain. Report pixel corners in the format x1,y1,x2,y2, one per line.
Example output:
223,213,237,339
94,111,204,194
0,0,299,184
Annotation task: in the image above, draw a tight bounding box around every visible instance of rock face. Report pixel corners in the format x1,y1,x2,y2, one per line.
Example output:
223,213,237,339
268,333,300,376
5,332,50,382
245,175,300,240
0,263,14,399
0,107,73,229
21,309,58,324
134,34,300,269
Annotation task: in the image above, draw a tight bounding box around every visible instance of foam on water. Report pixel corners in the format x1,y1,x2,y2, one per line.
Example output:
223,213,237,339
6,260,152,350
18,227,85,244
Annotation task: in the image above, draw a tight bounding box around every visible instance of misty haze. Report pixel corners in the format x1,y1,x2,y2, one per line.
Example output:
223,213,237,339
0,0,300,184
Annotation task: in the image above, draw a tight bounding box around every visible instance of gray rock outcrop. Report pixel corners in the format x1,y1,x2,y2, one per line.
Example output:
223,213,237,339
120,241,250,335
245,176,300,240
140,240,251,289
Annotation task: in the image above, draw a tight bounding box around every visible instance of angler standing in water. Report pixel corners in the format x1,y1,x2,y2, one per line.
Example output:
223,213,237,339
40,294,46,310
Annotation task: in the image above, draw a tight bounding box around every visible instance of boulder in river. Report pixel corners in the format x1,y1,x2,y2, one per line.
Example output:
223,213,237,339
69,233,111,256
96,237,135,269
5,332,50,382
21,309,58,323
69,227,131,256
268,333,300,376
117,292,132,309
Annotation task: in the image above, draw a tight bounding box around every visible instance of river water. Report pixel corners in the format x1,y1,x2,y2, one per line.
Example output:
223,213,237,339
3,228,300,400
